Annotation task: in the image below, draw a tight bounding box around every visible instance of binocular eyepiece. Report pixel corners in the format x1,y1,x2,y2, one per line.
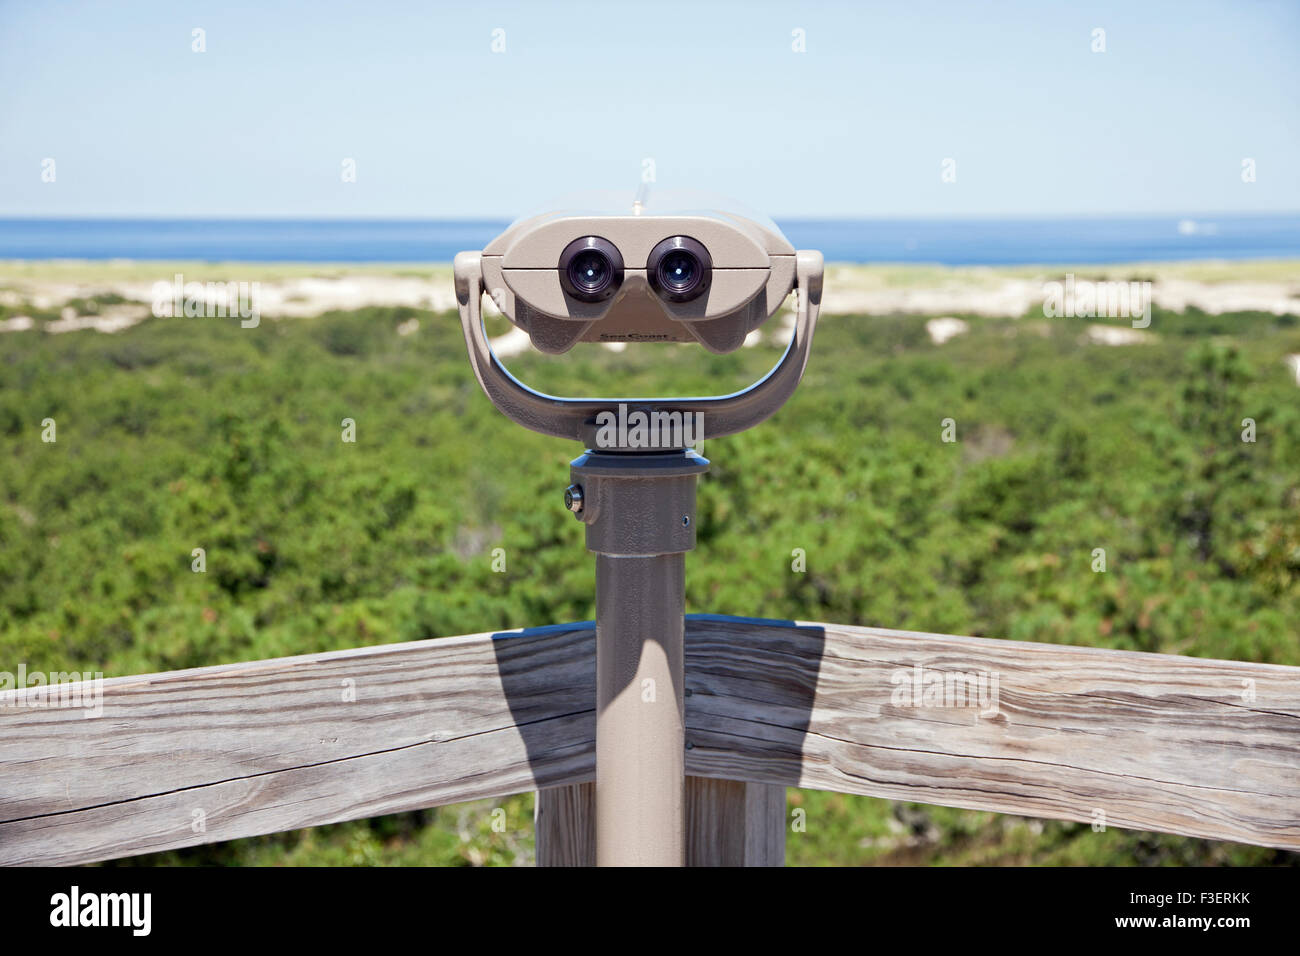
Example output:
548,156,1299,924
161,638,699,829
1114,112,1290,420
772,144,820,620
560,235,713,306
559,236,625,302
647,236,712,303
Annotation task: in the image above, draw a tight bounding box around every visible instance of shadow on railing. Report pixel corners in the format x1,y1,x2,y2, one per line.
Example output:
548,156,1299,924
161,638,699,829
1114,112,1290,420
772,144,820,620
1,614,1296,865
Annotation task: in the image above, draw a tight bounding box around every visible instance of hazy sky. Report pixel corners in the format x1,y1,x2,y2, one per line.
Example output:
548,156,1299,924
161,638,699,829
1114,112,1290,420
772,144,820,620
1,0,1297,219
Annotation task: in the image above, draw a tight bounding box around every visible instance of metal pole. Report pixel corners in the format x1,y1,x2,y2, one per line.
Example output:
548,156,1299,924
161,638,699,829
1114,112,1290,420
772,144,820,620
567,448,709,867
595,552,684,865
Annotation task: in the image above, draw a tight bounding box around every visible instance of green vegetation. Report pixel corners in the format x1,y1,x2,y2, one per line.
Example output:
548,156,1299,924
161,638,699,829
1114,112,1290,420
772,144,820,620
1,287,1298,866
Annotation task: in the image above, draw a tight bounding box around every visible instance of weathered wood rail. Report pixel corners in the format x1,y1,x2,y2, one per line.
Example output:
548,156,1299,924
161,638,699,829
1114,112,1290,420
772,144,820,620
2,615,1297,865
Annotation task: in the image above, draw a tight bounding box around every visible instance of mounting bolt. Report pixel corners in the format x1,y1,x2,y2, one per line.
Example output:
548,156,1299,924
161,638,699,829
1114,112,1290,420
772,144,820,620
564,484,584,515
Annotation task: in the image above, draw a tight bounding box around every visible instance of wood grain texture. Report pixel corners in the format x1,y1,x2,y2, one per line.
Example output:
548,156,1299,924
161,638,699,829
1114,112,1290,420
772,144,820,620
685,778,786,866
0,623,598,866
682,616,1300,851
535,783,594,866
2,615,1298,865
537,778,786,866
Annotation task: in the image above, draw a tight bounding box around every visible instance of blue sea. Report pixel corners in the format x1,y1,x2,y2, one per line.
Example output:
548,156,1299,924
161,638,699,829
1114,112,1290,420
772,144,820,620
0,215,1297,265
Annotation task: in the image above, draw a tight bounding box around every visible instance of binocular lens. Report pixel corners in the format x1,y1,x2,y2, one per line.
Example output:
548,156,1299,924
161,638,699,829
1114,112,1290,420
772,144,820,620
559,236,624,302
648,236,712,303
570,250,612,293
659,250,699,292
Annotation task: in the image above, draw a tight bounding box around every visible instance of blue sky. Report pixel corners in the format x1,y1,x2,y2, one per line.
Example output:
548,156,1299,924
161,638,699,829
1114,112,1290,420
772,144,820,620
1,0,1296,219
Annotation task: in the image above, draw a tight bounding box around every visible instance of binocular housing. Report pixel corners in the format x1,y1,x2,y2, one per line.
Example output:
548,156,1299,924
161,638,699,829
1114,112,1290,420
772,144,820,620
481,190,799,354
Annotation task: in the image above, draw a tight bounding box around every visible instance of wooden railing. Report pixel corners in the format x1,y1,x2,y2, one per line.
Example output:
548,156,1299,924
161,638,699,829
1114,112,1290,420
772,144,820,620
2,615,1297,866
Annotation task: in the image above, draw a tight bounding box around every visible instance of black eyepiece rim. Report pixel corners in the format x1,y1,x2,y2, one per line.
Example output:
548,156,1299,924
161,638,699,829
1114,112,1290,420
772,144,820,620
647,236,712,303
558,236,624,303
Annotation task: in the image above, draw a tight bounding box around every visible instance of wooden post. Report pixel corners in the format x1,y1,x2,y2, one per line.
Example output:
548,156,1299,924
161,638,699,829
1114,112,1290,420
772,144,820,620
536,778,785,866
685,778,786,866
535,783,595,866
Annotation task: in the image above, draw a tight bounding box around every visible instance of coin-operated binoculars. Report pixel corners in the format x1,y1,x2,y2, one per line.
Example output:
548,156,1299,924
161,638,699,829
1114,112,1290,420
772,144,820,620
454,190,822,866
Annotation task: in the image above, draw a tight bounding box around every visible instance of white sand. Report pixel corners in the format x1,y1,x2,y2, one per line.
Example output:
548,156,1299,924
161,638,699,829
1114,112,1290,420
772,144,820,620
2,264,1297,341
926,317,970,344
1085,324,1154,346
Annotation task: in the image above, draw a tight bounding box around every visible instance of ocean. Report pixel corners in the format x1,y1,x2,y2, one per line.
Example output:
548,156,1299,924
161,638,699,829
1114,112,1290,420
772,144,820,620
0,215,1297,265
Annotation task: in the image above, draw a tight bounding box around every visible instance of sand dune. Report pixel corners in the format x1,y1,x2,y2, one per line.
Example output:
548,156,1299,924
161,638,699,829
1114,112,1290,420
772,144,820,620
1,261,1297,338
